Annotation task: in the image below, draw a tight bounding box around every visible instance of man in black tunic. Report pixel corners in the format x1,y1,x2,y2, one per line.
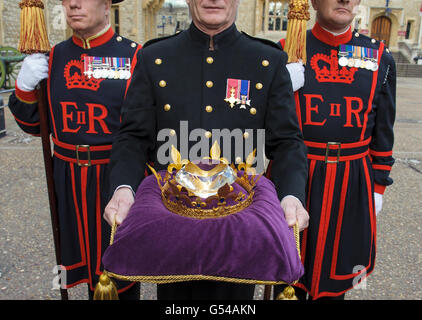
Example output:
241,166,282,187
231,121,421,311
104,0,309,300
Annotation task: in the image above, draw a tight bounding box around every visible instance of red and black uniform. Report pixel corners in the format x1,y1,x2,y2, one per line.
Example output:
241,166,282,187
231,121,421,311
8,26,141,293
278,23,396,299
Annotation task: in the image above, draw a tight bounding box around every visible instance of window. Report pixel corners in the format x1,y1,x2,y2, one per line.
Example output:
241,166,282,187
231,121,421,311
111,5,120,34
267,1,288,32
405,20,413,40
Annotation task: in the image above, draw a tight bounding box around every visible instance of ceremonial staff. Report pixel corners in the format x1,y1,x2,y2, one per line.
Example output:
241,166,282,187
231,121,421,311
18,0,68,300
264,0,310,300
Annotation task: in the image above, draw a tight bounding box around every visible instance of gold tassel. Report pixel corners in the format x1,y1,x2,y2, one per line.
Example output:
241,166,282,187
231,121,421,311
18,0,51,54
285,0,310,64
276,285,298,300
93,272,119,300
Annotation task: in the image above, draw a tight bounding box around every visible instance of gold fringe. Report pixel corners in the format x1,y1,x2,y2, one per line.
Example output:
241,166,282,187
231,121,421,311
285,0,310,64
18,0,50,54
276,285,298,300
93,271,119,300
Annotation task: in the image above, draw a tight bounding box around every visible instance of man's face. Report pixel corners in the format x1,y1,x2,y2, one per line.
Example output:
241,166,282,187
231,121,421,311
311,0,361,32
186,0,240,34
62,0,111,37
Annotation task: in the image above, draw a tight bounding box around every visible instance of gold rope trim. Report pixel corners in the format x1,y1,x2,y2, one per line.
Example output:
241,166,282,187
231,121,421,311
106,271,291,286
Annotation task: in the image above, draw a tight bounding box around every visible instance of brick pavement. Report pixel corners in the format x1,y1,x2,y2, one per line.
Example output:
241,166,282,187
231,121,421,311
0,77,421,300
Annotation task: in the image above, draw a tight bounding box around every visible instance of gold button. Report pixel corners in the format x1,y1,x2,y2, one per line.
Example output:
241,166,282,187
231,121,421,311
250,108,257,115
164,104,171,111
371,39,376,44
355,32,360,37
204,131,212,139
116,36,122,42
169,129,176,136
262,60,269,67
235,156,242,164
159,80,166,87
155,58,162,65
206,81,213,88
243,132,249,139
205,105,213,113
206,57,214,64
256,83,263,90
131,42,137,48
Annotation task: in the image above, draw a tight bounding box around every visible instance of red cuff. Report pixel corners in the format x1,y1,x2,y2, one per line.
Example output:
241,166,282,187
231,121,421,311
15,81,38,104
374,184,387,195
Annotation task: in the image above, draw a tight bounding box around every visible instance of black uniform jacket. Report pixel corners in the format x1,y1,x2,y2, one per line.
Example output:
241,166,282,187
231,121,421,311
107,23,308,204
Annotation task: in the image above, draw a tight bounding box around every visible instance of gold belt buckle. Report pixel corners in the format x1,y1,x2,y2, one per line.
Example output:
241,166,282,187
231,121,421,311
76,145,91,167
325,142,341,164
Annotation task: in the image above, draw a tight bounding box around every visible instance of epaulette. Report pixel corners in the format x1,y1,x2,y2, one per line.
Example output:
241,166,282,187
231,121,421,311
115,34,140,49
241,31,281,50
143,31,183,48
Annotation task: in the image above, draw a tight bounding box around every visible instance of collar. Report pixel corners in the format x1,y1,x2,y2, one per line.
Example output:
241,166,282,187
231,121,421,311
72,24,114,49
188,22,241,50
311,22,352,47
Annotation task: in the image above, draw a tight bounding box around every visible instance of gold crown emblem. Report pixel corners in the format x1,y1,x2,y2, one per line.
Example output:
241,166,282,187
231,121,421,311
147,142,261,219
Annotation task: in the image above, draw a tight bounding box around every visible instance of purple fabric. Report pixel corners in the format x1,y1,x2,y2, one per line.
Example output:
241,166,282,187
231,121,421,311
102,172,304,284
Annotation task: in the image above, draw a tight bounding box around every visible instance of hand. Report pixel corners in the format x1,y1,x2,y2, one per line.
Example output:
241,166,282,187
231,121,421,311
286,62,305,92
103,187,134,226
281,195,309,231
16,53,49,91
374,192,383,216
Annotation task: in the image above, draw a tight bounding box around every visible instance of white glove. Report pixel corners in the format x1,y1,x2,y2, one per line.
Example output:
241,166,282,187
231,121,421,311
16,53,49,92
374,192,383,216
286,62,305,92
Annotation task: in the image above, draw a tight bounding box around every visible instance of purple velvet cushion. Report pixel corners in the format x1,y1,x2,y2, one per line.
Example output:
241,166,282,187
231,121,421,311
102,173,304,284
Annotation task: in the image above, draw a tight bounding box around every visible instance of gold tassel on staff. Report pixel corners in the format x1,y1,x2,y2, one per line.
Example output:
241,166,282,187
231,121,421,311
18,0,51,54
285,0,310,64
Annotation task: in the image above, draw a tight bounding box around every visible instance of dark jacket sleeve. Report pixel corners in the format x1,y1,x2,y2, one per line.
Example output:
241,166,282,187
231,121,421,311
369,49,396,195
265,51,308,205
106,49,156,199
8,86,41,136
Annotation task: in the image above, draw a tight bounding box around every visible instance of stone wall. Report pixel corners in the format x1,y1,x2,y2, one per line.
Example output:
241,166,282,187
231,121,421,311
1,0,421,51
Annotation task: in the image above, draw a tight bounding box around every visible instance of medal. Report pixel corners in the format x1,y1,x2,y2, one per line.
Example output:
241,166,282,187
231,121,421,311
101,58,109,79
239,80,251,109
224,79,241,108
372,49,379,71
107,58,115,79
113,58,120,79
92,57,102,79
338,45,348,67
119,58,126,80
123,58,131,80
353,46,361,68
365,49,373,70
359,47,367,69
